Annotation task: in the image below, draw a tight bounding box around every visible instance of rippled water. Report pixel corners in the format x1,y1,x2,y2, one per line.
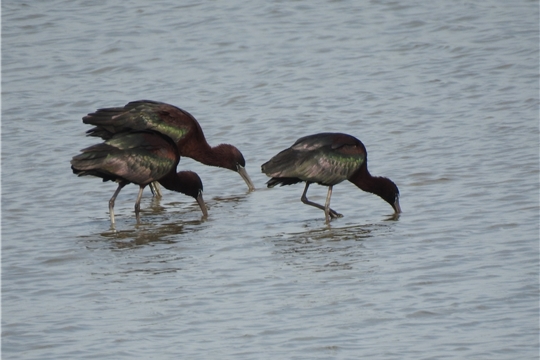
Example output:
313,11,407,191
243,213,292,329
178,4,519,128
2,0,538,359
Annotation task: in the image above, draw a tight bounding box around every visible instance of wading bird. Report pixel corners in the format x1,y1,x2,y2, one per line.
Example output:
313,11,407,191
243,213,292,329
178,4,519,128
261,132,401,223
82,100,255,195
71,130,208,226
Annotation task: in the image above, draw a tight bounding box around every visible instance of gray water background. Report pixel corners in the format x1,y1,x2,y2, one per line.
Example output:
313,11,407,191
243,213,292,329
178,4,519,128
2,1,538,359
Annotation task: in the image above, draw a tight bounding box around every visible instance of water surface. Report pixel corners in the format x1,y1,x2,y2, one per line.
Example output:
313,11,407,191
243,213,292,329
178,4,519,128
2,1,538,359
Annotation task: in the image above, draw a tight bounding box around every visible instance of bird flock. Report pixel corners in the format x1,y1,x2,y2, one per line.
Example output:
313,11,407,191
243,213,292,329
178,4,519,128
71,100,401,227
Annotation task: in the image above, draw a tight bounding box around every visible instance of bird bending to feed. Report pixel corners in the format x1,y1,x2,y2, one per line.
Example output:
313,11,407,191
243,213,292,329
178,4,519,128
82,100,255,194
71,130,208,226
261,132,401,223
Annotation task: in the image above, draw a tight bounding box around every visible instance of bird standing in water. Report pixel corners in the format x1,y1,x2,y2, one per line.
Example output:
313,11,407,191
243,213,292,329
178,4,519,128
82,100,255,195
71,130,208,226
261,132,401,223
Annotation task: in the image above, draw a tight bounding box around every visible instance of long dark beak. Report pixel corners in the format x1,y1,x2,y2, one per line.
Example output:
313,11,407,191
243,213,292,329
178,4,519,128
196,191,209,218
237,165,255,191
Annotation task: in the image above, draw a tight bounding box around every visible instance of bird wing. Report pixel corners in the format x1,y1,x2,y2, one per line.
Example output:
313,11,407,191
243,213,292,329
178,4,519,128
291,132,359,151
262,133,365,185
72,132,178,185
84,100,193,143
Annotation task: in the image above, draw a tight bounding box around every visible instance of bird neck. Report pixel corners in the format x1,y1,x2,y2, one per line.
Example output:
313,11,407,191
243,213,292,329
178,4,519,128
157,170,202,199
184,143,237,170
349,162,383,196
195,144,224,167
156,171,190,198
175,123,240,171
157,171,182,192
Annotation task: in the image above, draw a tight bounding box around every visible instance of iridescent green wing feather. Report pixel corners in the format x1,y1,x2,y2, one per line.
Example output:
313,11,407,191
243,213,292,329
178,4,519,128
263,133,366,185
309,145,365,185
84,100,192,143
72,132,178,185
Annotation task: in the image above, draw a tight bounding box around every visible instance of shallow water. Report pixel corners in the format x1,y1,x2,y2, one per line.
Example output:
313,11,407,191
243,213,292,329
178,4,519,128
2,0,539,359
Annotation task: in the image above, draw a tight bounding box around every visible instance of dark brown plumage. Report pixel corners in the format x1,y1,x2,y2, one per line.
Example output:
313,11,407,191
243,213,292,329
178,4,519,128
261,132,401,222
82,100,254,193
71,130,208,226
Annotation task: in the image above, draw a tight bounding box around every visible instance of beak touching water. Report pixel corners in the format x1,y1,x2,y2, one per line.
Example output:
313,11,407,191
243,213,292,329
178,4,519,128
237,165,255,191
196,191,209,218
393,195,402,214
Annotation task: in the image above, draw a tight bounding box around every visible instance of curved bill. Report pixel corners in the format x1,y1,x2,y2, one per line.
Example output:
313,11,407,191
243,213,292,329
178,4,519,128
237,165,255,191
393,196,402,214
196,191,209,218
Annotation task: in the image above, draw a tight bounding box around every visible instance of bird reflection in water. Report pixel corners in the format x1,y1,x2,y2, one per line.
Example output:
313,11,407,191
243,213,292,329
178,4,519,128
268,224,382,272
97,219,206,249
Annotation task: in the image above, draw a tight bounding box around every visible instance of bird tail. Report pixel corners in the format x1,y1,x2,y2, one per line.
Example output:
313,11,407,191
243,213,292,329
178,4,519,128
261,148,298,175
70,144,117,179
83,107,125,125
82,107,125,139
266,177,303,188
262,148,304,187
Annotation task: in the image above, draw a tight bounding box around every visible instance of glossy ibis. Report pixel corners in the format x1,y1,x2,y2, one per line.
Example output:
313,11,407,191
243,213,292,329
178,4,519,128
82,100,255,194
261,132,401,223
71,130,208,226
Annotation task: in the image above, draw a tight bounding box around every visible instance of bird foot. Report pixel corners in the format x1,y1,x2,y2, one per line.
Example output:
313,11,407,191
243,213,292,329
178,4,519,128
329,209,343,218
325,209,343,223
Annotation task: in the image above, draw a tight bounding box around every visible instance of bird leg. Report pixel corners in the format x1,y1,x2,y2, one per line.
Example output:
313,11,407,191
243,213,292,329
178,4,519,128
149,181,163,198
324,186,333,223
109,182,127,226
134,186,145,224
300,182,342,221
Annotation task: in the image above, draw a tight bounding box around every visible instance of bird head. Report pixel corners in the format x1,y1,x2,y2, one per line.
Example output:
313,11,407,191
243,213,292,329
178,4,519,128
214,144,255,191
175,171,208,218
378,177,401,214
